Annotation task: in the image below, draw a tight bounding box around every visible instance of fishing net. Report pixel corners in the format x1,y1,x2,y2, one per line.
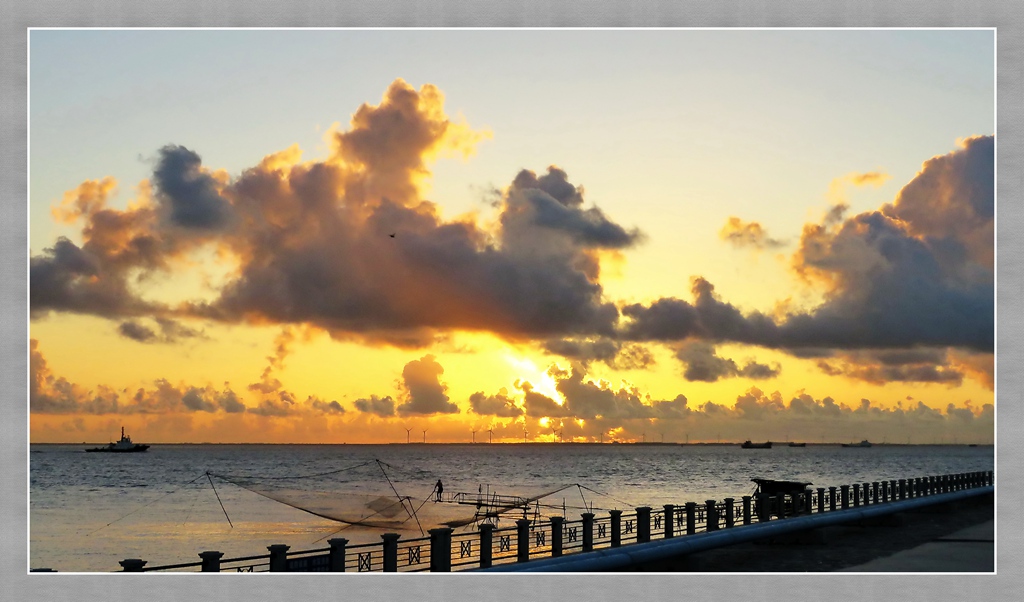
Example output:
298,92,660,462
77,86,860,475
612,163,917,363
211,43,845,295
205,460,627,537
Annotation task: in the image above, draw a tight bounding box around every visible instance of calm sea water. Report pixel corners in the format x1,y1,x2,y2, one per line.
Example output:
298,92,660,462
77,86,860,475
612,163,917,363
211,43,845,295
29,443,994,572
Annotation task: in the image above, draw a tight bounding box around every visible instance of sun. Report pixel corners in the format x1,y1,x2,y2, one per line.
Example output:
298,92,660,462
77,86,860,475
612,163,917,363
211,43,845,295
502,352,563,403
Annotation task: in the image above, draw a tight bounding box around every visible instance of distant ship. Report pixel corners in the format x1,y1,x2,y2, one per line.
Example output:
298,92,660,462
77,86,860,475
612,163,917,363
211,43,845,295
85,427,150,453
788,442,806,447
740,440,772,449
841,440,872,448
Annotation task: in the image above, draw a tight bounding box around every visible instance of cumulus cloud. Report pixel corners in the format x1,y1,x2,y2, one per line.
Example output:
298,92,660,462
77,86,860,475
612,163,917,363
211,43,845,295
519,381,573,418
469,388,523,417
353,395,396,417
32,80,641,349
31,339,249,415
623,137,993,357
153,144,234,230
306,396,346,414
719,217,786,249
396,354,459,415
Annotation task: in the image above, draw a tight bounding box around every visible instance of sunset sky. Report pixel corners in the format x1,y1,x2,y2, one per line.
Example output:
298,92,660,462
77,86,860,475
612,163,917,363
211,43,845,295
29,29,995,444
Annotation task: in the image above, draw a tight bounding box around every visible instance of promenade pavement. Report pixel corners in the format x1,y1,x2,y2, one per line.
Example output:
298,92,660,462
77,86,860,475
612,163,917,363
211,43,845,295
838,520,994,572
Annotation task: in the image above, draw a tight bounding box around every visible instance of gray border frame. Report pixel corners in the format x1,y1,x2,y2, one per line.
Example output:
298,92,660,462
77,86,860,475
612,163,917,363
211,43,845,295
6,2,1019,601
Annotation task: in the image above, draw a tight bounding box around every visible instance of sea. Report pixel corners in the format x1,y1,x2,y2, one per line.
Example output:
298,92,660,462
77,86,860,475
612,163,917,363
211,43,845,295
29,442,995,573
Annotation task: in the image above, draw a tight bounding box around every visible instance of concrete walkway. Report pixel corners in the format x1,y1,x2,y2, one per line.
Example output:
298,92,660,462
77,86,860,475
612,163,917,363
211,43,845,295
838,520,994,572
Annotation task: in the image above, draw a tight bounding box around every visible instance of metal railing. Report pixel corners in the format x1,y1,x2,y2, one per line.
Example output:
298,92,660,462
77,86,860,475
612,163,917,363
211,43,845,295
122,470,993,573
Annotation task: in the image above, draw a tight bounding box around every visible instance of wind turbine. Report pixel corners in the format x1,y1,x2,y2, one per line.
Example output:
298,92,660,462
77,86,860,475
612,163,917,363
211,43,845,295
422,429,428,444
523,428,528,443
471,429,477,443
487,429,493,444
405,427,412,444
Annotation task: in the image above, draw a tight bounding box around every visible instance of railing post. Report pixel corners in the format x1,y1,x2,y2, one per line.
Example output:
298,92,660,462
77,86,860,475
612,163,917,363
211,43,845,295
705,500,718,531
516,519,531,562
840,485,850,509
724,498,735,528
686,502,698,533
267,544,290,572
757,494,772,522
774,493,786,519
478,524,494,568
119,558,146,572
889,480,898,500
381,533,400,572
429,528,453,572
741,497,751,526
880,481,889,503
328,538,348,572
816,487,826,513
828,487,837,512
663,505,675,538
550,517,564,557
581,513,594,551
199,551,223,572
988,470,994,486
899,479,907,500
852,484,861,508
636,507,651,543
863,483,871,505
609,510,622,547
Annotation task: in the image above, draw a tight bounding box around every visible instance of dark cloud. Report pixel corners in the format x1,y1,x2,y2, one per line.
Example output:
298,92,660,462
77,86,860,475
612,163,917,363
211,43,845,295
119,320,157,342
248,394,294,417
30,237,158,319
623,137,993,356
153,145,233,230
505,167,642,249
674,341,780,382
33,80,645,347
354,395,396,417
217,390,247,413
815,348,965,386
396,355,459,415
542,337,654,370
182,387,217,412
552,366,652,420
469,389,523,417
307,396,346,414
519,381,573,418
117,317,205,343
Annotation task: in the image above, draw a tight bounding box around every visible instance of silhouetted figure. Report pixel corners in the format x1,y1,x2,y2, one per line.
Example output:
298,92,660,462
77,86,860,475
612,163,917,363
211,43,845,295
435,479,443,502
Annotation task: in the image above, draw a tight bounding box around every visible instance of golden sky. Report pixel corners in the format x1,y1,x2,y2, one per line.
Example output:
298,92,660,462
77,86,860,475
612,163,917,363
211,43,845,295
29,31,995,444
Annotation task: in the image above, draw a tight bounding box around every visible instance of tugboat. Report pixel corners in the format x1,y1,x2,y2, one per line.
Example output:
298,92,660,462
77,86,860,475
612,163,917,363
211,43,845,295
841,439,872,448
85,427,150,453
740,440,772,449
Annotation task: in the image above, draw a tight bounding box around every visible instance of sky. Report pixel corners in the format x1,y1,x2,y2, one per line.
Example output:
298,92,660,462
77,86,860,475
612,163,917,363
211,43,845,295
28,29,995,444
